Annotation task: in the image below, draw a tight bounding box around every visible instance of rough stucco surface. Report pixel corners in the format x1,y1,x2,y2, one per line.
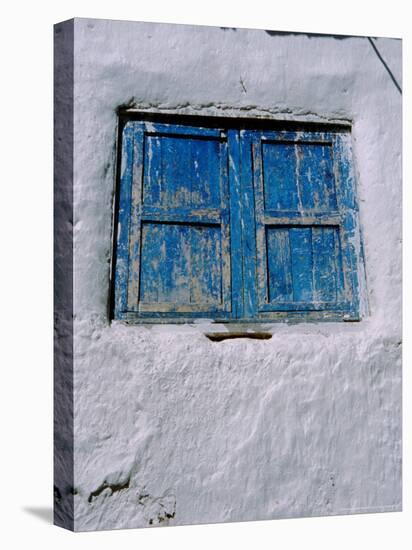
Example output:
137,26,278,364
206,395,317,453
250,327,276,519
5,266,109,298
58,18,401,530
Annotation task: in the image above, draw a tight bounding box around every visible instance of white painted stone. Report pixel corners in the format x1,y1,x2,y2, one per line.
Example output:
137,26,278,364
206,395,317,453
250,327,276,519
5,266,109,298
64,18,401,530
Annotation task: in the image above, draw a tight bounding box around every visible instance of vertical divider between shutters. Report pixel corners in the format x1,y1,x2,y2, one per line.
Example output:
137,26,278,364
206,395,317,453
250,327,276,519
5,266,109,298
126,122,145,312
227,130,243,318
252,134,269,311
219,137,232,315
114,122,135,318
240,131,258,318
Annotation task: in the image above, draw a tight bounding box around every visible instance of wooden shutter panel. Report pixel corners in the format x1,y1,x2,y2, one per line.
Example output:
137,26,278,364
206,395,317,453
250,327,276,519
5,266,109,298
246,130,358,318
114,122,232,320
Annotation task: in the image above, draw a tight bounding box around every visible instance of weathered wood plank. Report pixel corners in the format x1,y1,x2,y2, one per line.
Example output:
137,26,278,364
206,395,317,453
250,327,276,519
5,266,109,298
298,141,337,211
240,130,258,318
219,138,232,313
138,302,223,313
114,122,135,317
143,121,222,137
227,130,243,318
262,141,299,210
266,228,293,302
312,226,338,302
263,213,341,225
252,134,271,309
141,206,221,225
143,134,162,206
289,227,313,302
139,222,161,303
259,130,332,143
143,134,221,208
162,223,190,303
190,225,222,305
191,137,221,208
163,135,191,207
139,227,226,310
334,228,345,300
258,300,351,312
332,133,360,318
121,309,352,322
126,122,144,312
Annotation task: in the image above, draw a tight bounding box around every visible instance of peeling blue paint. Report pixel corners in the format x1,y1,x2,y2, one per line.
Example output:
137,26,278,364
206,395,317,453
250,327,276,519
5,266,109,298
113,121,361,322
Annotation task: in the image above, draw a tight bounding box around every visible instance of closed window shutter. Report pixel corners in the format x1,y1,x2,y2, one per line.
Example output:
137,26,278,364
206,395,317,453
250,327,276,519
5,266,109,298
244,130,358,317
114,122,232,319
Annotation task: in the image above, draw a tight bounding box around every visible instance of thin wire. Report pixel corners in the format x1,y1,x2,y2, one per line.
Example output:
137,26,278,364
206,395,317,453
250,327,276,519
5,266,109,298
367,37,402,95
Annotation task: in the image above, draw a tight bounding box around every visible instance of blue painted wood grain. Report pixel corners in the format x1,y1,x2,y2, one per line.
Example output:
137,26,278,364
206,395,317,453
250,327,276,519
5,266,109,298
289,227,314,302
266,227,293,301
143,134,221,208
262,140,337,212
139,223,221,305
251,133,270,310
144,122,221,138
113,122,135,318
333,133,360,318
240,130,258,318
299,143,337,211
144,131,222,207
262,141,298,210
312,226,338,302
126,124,145,311
227,129,243,318
266,226,343,304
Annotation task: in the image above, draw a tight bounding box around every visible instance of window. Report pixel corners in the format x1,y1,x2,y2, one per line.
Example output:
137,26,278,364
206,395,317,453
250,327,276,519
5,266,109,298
112,117,361,323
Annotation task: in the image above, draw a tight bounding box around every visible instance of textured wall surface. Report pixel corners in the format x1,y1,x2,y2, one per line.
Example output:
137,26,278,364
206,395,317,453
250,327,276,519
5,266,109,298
54,18,402,531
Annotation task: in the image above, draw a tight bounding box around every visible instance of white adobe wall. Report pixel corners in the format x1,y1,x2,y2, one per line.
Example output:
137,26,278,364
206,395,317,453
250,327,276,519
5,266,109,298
66,18,401,530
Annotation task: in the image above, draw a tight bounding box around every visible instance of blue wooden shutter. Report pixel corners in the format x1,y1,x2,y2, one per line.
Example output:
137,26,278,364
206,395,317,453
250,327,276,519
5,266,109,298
242,129,360,320
114,121,234,320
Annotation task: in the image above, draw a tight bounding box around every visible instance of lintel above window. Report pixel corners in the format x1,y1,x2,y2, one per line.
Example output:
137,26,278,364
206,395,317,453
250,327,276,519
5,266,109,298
111,115,362,323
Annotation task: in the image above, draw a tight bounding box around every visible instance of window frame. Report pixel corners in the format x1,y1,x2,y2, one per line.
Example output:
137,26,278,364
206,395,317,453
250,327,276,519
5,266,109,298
111,114,362,324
